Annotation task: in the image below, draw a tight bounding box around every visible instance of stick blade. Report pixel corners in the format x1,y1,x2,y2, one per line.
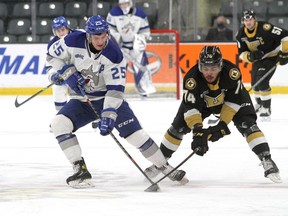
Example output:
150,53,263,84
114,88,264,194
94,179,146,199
14,96,21,108
144,184,160,192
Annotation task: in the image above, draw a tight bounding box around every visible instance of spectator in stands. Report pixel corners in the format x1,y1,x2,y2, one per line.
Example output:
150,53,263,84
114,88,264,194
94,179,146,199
205,15,233,41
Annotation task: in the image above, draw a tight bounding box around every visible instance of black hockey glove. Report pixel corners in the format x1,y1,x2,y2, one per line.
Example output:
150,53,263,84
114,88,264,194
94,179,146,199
191,127,209,156
208,121,231,142
277,51,288,65
248,50,264,62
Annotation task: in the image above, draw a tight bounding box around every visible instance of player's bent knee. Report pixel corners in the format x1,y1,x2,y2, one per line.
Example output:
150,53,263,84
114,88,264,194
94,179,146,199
51,114,74,137
125,129,150,148
237,122,261,137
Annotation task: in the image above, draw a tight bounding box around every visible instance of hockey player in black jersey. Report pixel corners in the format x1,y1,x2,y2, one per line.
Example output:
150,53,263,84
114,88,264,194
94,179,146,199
236,10,288,121
145,46,281,183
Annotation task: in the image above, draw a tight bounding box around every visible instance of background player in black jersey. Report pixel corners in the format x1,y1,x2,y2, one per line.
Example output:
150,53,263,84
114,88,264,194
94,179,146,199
236,10,288,121
144,46,281,183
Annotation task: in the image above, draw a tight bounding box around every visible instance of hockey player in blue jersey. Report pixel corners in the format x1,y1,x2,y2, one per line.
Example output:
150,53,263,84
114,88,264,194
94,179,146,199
47,16,73,111
46,15,187,188
107,0,156,97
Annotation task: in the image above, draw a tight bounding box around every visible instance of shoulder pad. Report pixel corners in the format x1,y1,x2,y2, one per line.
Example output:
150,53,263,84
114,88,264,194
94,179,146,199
109,6,123,16
102,39,123,64
228,68,241,80
64,31,86,49
135,7,147,19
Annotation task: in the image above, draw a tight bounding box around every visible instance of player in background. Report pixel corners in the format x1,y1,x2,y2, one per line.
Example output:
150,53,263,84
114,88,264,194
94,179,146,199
236,10,288,121
47,16,71,111
145,46,281,183
106,0,156,98
46,15,187,188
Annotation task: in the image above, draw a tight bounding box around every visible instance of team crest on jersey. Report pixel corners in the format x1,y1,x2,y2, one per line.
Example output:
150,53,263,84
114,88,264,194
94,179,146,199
263,23,272,31
185,78,196,90
229,68,240,80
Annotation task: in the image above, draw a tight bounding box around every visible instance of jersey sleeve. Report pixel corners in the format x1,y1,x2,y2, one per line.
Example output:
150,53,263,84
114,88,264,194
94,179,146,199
181,67,204,128
219,65,244,124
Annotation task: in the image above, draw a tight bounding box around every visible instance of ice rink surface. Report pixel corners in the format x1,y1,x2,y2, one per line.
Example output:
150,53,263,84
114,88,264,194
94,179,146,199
0,95,288,216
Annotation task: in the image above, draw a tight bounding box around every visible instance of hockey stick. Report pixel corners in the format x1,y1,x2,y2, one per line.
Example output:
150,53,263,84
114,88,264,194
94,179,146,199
144,149,199,192
247,65,277,92
78,86,160,192
14,83,54,108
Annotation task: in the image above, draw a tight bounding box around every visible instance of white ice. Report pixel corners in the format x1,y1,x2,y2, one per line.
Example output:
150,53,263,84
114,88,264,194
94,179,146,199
0,95,288,216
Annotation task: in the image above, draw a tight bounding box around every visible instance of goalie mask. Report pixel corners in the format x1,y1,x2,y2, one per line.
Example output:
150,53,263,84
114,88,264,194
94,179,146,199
119,0,133,15
198,46,223,73
52,16,70,36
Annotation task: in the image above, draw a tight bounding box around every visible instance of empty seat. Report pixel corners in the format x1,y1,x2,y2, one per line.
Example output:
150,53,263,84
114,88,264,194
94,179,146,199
7,18,31,35
269,17,288,30
0,2,8,19
38,2,64,17
135,2,158,27
219,0,243,17
18,35,41,43
243,1,268,20
268,0,288,18
65,2,87,18
36,18,53,35
12,2,31,18
0,35,17,43
66,17,79,29
87,2,111,18
40,34,54,43
0,19,4,35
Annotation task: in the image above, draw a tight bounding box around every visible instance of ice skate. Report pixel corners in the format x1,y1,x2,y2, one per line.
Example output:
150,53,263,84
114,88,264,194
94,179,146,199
259,153,282,183
259,107,271,122
254,103,262,113
145,163,189,184
159,163,189,184
66,157,94,188
144,164,161,179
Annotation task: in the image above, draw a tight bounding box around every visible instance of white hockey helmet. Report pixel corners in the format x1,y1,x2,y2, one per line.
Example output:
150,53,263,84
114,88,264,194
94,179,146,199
119,0,133,15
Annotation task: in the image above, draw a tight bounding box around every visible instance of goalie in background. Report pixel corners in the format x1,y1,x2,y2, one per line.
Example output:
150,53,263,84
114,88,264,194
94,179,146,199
144,46,282,184
106,0,156,97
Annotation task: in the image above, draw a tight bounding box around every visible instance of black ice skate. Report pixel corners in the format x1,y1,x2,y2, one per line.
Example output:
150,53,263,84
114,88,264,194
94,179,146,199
258,153,282,183
66,157,94,188
145,163,189,184
259,107,271,122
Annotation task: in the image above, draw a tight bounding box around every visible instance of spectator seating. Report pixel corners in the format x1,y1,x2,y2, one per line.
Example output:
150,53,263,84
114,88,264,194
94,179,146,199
87,1,111,18
268,17,288,30
135,1,158,28
64,2,87,18
12,2,31,18
38,2,64,17
7,18,31,35
0,35,17,43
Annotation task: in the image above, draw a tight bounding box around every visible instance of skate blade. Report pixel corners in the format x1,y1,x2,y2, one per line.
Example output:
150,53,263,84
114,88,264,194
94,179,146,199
178,176,189,185
260,116,271,122
267,173,282,183
68,179,95,189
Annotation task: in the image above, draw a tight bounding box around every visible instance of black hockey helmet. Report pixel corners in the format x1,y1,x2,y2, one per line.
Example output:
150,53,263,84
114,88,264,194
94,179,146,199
242,9,256,20
198,46,223,72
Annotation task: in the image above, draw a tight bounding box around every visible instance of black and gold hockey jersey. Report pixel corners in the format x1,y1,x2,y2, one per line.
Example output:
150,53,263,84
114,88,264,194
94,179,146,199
181,59,255,128
236,21,288,62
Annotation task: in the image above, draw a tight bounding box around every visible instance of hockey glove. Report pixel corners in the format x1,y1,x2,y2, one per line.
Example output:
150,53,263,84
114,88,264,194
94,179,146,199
191,127,209,156
100,108,118,136
65,72,86,95
208,121,231,142
133,34,147,52
51,73,64,85
277,51,288,65
248,50,264,62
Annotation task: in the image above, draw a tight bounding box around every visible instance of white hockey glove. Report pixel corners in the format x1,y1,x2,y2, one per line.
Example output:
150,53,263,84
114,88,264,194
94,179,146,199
133,34,147,52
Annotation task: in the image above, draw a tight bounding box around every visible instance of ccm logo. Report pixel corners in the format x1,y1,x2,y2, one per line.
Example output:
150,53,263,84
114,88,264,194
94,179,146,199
118,118,135,128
